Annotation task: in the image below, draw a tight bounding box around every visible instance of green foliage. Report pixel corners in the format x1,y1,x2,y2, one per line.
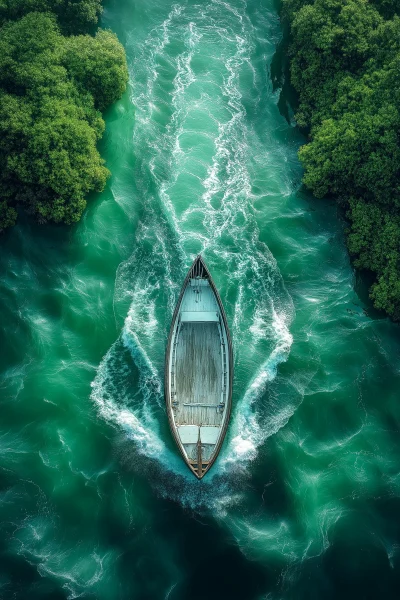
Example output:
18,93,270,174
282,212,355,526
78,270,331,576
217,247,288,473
64,29,129,111
284,0,400,320
371,0,400,18
0,0,102,33
0,2,128,230
347,199,400,319
0,201,17,232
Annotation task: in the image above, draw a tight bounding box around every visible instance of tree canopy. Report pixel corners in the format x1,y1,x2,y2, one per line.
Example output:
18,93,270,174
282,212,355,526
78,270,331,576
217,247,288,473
0,1,128,232
0,0,102,33
283,0,400,320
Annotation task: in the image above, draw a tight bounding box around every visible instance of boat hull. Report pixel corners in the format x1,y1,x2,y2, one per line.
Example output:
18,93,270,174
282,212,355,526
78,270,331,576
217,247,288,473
165,256,233,479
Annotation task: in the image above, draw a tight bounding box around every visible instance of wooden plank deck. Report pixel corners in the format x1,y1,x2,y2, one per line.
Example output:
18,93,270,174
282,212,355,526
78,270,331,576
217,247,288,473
175,322,222,427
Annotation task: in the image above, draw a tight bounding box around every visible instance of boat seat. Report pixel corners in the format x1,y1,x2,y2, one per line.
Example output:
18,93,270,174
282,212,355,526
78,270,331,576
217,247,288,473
177,425,198,444
200,426,220,445
182,402,218,408
180,311,219,322
177,425,221,445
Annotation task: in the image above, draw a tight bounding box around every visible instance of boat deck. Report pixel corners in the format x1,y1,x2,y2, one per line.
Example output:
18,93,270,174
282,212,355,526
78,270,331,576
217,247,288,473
166,257,232,478
175,322,222,427
181,280,218,312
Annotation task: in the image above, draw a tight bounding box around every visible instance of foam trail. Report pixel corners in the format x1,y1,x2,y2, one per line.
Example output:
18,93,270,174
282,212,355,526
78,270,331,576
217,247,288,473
91,0,296,510
224,308,294,468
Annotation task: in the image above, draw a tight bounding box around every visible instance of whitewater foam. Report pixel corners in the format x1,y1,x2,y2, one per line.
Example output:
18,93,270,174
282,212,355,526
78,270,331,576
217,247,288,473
91,0,295,511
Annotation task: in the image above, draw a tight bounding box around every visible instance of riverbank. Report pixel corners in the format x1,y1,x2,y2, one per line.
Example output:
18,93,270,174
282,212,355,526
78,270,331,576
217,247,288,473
0,0,128,231
281,0,400,321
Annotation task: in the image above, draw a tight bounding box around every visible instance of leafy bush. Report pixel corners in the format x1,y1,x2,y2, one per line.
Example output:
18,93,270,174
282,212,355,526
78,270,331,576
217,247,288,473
64,29,129,111
0,0,102,33
283,0,400,319
0,1,128,231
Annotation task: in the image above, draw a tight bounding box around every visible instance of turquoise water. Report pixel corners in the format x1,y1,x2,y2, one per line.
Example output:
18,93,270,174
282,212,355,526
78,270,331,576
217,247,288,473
1,0,400,598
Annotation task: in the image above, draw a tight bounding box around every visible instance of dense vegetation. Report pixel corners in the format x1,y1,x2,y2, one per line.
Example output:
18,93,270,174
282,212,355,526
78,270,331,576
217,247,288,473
0,1,128,231
282,0,400,320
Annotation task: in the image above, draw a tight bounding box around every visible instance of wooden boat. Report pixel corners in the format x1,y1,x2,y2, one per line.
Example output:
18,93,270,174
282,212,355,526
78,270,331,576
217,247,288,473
165,255,233,479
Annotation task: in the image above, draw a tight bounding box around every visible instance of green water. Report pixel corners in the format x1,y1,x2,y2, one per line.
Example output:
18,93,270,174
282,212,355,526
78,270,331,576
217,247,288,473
1,0,400,598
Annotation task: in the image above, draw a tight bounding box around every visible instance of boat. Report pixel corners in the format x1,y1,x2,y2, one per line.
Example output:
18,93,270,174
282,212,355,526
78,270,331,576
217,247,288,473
165,255,233,479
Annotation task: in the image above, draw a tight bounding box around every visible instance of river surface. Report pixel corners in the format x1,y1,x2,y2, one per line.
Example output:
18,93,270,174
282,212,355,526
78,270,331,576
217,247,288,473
1,0,400,598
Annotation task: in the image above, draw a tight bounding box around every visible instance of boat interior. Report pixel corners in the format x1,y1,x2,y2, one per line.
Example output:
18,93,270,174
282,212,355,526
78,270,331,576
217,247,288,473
168,264,230,477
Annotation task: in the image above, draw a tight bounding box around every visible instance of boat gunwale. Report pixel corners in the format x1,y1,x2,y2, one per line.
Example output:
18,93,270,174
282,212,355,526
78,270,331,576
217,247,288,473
164,255,233,479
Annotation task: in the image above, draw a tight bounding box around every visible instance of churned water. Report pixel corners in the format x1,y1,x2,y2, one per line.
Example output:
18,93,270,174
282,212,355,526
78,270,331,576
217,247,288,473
1,0,400,598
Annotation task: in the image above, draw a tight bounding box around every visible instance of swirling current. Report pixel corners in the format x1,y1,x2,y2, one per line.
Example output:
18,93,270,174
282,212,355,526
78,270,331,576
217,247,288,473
1,0,400,599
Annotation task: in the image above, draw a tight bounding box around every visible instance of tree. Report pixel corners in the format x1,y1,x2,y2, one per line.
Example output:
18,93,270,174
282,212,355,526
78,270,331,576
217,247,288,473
0,0,103,33
0,201,17,232
371,0,400,18
0,7,128,228
64,29,129,111
283,0,400,319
